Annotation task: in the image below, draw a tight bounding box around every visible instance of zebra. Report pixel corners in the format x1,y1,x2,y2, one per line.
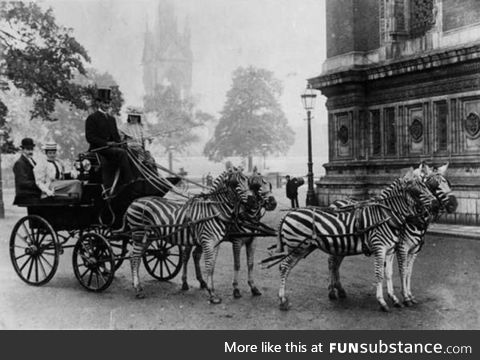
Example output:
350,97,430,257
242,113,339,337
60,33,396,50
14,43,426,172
262,169,438,312
387,162,458,306
125,168,256,303
181,173,277,299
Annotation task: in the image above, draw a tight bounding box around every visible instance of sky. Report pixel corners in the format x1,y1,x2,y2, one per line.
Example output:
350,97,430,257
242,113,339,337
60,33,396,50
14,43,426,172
39,0,328,169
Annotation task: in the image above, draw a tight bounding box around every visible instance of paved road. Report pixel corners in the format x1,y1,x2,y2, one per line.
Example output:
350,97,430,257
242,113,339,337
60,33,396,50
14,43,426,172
1,187,479,329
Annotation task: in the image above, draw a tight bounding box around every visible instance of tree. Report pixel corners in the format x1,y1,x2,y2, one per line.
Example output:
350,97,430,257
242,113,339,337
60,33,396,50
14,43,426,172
204,66,294,171
0,2,91,124
143,84,206,155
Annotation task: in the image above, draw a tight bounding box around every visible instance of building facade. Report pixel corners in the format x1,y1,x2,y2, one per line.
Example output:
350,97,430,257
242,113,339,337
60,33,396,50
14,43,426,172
142,0,193,98
311,0,480,225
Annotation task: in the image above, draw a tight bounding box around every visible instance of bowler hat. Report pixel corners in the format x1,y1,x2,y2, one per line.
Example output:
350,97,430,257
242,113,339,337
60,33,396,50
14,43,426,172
20,138,35,149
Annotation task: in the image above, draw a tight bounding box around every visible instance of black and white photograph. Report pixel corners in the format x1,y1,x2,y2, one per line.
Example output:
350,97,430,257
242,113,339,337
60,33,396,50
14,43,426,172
0,0,479,333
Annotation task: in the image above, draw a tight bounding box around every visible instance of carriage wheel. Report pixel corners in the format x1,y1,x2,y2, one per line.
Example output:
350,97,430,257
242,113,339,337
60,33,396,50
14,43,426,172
9,215,60,286
142,236,183,281
91,227,129,271
72,233,115,292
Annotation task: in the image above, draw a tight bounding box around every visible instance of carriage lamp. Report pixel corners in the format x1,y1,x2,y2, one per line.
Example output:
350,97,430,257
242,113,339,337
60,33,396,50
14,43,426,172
81,159,92,172
301,84,318,207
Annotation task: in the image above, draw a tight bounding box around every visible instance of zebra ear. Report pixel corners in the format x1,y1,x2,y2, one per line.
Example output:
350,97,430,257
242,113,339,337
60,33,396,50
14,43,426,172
403,167,415,180
436,162,449,176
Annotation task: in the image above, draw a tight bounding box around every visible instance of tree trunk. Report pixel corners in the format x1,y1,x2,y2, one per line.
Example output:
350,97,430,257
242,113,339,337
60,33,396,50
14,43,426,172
247,155,253,172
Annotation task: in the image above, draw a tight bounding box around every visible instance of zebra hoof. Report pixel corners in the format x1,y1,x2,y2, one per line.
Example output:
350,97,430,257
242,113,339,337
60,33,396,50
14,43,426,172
209,296,222,305
403,300,414,307
411,298,419,304
328,291,338,300
380,304,391,312
279,299,291,311
393,301,403,308
181,283,189,291
337,289,347,299
233,289,242,299
251,287,262,297
199,281,208,289
135,291,145,299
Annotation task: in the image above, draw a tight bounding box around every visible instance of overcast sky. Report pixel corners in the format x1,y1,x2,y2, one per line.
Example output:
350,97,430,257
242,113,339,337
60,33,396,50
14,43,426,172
40,0,327,159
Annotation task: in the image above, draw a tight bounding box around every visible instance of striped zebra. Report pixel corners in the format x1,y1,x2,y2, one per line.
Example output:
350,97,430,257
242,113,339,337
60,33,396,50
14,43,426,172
263,169,437,311
387,163,458,306
125,169,255,303
181,173,277,298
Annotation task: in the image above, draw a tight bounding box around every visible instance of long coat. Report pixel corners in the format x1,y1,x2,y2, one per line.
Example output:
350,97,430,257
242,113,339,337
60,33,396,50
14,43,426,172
13,155,41,204
85,110,121,150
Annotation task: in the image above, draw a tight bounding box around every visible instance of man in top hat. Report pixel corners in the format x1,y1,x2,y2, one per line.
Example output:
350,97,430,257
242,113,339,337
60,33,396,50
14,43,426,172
85,87,135,197
34,141,82,199
12,138,41,204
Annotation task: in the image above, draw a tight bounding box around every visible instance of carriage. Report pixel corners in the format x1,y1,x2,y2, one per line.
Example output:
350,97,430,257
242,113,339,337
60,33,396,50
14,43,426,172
9,150,185,292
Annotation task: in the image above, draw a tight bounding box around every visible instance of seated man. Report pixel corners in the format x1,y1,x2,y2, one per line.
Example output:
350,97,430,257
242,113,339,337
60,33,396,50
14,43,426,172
85,88,135,197
12,138,41,204
34,141,82,199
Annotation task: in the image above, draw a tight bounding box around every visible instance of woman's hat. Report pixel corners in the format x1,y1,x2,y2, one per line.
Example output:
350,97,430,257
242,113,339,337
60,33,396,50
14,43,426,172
42,141,58,151
20,138,35,149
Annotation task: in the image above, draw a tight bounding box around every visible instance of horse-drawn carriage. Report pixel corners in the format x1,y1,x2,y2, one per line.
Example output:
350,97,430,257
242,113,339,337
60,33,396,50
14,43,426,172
9,149,277,299
9,150,185,292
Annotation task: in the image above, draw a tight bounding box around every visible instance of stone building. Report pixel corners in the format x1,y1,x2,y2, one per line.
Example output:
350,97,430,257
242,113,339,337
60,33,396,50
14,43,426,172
311,0,480,225
142,0,193,97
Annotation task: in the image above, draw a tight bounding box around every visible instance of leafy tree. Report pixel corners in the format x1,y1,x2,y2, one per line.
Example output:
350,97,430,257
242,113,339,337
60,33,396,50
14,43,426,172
143,84,206,154
204,66,294,170
0,2,92,121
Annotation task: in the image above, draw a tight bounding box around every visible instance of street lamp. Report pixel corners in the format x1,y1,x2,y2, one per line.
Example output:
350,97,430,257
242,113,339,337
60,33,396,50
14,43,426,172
168,145,175,171
301,84,317,206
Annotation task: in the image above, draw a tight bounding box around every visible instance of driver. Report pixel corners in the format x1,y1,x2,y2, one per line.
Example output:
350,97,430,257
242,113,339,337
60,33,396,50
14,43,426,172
85,87,135,198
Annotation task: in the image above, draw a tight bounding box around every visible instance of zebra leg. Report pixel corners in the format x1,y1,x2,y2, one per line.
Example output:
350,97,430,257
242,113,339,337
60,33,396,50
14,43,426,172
385,253,402,308
396,245,413,306
203,242,222,304
193,245,207,289
373,248,390,312
232,239,243,299
327,255,346,300
278,249,309,311
130,233,145,299
405,252,419,305
181,245,192,291
246,237,262,297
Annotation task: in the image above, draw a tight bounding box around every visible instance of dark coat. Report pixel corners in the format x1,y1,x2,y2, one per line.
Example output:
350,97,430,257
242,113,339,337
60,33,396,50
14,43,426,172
13,155,41,204
286,178,299,199
85,110,121,150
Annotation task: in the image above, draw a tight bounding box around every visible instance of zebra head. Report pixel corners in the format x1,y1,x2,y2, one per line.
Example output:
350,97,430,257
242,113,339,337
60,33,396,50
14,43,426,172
415,162,458,214
248,174,277,212
219,167,257,209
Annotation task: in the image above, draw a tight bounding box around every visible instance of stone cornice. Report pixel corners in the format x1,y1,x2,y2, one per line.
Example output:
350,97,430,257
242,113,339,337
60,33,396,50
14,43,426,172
310,43,480,90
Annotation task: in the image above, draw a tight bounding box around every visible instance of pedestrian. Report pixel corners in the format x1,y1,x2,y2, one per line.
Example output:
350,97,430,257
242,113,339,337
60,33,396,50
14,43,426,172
85,87,135,198
206,172,213,187
12,138,41,204
285,175,300,208
34,141,82,199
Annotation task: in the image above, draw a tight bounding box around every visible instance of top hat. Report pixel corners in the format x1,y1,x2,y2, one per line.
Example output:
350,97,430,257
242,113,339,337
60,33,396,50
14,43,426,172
20,138,35,149
127,114,142,123
42,141,58,152
95,88,112,103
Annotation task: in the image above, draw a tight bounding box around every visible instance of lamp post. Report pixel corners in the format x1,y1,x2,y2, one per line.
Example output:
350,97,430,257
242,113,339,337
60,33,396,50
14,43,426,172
0,128,6,218
168,145,175,171
301,84,317,207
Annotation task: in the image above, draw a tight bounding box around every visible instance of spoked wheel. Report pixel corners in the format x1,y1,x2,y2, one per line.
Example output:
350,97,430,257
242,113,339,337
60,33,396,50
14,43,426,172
91,227,129,271
9,215,60,286
142,235,183,281
72,232,115,292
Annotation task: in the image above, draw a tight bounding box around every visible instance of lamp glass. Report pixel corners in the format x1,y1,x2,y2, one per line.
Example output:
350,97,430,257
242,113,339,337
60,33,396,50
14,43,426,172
301,87,317,111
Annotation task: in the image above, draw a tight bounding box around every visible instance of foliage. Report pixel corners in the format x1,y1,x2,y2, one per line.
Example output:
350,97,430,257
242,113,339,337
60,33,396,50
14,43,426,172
0,1,91,122
143,85,207,154
203,66,294,162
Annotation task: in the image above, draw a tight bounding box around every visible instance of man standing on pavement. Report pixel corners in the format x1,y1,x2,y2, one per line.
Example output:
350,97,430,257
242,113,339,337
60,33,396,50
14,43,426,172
285,175,300,208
